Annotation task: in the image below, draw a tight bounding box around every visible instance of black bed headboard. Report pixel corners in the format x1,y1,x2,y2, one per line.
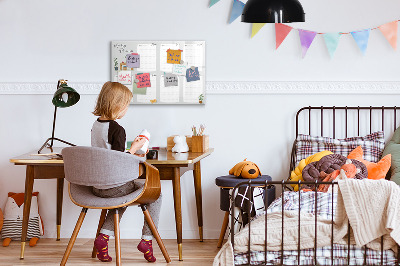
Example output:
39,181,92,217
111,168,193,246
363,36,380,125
289,106,400,180
296,106,399,138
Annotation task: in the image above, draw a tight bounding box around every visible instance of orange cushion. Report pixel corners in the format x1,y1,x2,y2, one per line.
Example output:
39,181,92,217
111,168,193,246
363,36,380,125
347,146,391,180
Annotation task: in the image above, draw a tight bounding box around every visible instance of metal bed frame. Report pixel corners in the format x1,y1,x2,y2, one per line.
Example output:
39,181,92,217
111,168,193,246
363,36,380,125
230,106,400,266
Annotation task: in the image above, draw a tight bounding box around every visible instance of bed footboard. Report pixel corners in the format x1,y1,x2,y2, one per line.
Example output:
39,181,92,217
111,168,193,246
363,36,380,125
230,180,400,266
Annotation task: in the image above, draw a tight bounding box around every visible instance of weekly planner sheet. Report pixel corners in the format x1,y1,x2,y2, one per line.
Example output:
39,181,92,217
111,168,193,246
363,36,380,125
111,41,205,105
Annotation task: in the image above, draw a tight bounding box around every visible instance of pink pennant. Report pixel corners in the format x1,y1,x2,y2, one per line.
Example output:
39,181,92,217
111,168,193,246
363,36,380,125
275,24,293,49
378,21,398,50
298,29,317,58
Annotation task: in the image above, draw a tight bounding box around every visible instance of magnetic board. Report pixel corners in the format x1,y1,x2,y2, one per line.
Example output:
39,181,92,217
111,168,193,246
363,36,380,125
111,41,206,105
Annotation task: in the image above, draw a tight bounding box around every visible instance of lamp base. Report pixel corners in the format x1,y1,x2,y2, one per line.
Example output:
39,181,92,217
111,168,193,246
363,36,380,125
38,137,76,154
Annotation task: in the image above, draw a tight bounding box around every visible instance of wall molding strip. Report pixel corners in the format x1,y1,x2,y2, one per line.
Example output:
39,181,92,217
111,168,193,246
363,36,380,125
0,81,399,95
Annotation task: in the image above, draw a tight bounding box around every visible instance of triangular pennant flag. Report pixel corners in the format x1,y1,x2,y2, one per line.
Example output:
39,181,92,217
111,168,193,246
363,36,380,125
229,0,245,24
378,21,398,50
298,29,317,58
251,23,266,38
209,0,220,7
323,33,341,58
351,29,370,55
275,23,293,49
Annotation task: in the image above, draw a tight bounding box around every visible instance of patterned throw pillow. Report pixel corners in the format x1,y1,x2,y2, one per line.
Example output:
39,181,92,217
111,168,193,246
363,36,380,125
294,131,385,166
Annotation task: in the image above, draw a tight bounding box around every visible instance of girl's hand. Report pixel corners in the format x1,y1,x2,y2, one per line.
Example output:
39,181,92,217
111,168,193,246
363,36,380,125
129,137,147,154
134,148,149,157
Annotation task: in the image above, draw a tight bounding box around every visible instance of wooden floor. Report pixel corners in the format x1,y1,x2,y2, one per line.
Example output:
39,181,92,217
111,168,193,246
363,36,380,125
0,239,221,265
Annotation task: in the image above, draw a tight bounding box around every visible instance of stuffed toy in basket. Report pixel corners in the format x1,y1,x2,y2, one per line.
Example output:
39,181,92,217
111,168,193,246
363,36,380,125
1,192,44,247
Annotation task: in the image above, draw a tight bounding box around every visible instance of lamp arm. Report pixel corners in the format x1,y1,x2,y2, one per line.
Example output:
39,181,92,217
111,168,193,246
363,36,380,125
50,105,57,148
50,79,61,148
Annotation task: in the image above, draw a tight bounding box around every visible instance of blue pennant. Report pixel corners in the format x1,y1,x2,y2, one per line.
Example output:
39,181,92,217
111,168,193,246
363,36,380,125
229,0,245,23
351,29,371,55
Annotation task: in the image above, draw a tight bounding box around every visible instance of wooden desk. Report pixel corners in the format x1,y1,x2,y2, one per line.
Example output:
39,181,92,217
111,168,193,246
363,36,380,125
9,148,64,259
146,148,213,260
10,147,213,261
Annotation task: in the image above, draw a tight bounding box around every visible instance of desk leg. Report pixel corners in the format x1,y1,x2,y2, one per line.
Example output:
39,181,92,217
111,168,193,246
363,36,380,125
56,178,64,241
193,161,203,242
20,165,34,259
172,167,183,261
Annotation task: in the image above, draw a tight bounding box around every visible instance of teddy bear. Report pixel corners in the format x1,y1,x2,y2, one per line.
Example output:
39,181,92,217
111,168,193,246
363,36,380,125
172,135,189,153
1,192,44,247
229,159,261,179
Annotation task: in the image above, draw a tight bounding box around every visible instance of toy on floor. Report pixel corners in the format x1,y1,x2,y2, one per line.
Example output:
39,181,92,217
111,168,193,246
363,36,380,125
229,159,261,179
1,192,44,247
172,135,189,153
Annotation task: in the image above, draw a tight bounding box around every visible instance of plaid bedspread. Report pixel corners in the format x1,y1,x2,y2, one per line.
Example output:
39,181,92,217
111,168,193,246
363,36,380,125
234,191,397,265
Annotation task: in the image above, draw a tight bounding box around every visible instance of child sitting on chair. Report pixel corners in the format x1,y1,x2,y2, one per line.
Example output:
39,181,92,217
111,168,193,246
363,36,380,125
91,81,162,263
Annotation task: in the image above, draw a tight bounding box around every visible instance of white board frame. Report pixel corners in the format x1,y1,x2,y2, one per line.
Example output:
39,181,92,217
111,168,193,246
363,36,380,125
111,41,206,105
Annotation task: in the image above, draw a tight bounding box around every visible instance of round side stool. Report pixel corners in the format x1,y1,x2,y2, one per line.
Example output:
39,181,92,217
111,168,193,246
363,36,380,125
215,175,275,248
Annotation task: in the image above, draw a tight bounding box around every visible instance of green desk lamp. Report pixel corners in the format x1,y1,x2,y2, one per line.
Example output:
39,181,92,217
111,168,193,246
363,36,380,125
38,79,80,154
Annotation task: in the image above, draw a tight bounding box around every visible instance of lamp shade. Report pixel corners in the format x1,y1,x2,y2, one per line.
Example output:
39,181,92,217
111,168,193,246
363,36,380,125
241,0,305,23
52,84,80,108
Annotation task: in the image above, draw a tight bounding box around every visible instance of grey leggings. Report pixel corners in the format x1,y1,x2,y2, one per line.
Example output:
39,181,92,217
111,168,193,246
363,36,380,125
92,180,162,240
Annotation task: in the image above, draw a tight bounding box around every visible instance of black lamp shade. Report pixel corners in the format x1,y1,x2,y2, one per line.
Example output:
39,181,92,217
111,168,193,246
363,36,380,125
52,84,80,108
241,0,305,23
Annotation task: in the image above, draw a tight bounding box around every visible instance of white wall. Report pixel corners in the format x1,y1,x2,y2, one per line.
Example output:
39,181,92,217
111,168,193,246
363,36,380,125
1,0,400,239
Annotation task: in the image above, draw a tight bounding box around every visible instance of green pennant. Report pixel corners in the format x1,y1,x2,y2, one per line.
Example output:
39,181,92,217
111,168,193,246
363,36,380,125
209,0,220,7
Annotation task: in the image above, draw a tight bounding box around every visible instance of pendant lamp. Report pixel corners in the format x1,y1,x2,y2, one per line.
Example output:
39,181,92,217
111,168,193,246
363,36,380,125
38,79,80,154
241,0,305,23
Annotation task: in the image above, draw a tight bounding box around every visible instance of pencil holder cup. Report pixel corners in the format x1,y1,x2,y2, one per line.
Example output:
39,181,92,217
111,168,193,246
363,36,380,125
146,150,158,160
191,135,209,153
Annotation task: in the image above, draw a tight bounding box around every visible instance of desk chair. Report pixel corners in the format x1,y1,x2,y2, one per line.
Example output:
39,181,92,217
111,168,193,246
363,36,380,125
60,146,171,265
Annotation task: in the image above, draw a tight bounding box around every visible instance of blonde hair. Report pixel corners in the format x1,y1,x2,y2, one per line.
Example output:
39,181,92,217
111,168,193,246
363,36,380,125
93,82,133,120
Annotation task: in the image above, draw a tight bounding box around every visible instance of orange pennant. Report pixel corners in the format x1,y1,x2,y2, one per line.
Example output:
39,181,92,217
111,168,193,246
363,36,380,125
378,21,398,50
275,24,293,49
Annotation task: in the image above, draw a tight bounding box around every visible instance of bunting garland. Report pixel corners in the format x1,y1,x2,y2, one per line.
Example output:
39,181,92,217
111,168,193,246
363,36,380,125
351,29,370,55
275,23,292,49
298,30,317,58
323,33,341,58
251,23,266,38
229,0,245,24
378,21,398,50
208,1,399,59
209,0,220,8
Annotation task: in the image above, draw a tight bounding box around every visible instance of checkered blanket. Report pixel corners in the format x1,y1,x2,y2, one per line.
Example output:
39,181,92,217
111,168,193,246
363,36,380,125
234,191,397,265
234,244,397,265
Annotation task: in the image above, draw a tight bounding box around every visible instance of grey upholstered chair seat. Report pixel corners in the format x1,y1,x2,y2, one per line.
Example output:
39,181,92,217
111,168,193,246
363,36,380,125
61,146,171,265
69,180,145,208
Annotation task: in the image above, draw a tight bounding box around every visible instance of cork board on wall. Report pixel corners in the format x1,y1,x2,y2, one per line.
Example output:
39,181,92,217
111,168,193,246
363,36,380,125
111,41,206,105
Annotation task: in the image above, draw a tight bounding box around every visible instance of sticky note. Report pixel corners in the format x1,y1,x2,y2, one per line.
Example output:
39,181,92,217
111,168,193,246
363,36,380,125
164,73,178,87
126,53,140,68
167,49,183,64
132,83,147,95
136,73,151,88
118,71,132,84
186,67,200,82
172,63,187,75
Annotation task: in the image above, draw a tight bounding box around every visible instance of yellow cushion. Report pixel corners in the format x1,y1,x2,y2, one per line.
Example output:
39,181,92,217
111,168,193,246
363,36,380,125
289,150,333,191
